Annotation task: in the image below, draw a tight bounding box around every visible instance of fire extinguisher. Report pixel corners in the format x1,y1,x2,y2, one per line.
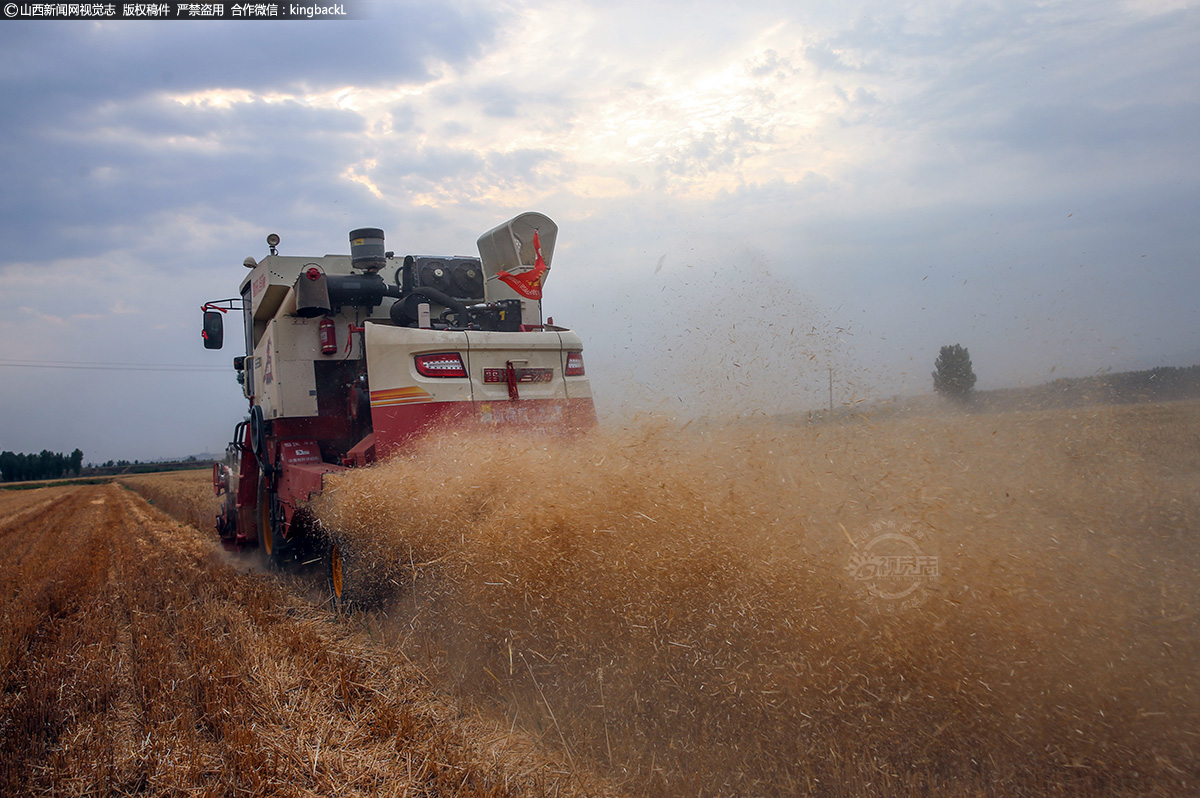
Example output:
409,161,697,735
319,317,337,355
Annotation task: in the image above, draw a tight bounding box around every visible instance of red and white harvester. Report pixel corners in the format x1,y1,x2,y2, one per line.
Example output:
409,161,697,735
202,212,596,607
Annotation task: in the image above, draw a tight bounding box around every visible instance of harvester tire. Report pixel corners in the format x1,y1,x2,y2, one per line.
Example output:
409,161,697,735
326,533,397,613
249,405,266,460
256,481,294,569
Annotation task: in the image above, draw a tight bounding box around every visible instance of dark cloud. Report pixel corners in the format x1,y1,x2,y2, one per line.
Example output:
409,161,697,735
0,4,500,266
0,4,497,100
0,97,373,264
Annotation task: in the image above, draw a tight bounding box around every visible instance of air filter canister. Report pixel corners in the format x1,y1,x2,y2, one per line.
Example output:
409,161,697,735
349,227,386,272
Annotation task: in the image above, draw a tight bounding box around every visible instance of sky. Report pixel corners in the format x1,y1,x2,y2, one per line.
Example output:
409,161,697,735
1,0,1197,463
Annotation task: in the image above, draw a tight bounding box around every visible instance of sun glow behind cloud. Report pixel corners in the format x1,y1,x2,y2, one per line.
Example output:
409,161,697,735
164,11,867,207
412,14,867,202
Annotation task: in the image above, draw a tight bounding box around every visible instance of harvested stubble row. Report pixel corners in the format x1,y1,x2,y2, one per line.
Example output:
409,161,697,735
0,482,614,797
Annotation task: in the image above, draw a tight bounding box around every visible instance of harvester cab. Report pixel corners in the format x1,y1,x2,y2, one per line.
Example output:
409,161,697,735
202,212,597,587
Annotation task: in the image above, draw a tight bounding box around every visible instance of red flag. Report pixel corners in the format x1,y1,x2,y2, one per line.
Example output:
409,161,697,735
496,230,548,300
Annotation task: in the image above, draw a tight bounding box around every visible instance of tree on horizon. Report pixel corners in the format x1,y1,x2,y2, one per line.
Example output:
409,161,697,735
933,344,977,402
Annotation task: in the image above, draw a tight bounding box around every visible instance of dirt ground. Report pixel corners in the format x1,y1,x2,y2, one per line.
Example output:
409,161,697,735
2,400,1198,796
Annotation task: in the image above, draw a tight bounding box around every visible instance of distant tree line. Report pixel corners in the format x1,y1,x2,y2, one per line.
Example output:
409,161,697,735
81,457,210,478
0,449,84,482
971,364,1200,412
1030,364,1200,405
1095,364,1200,401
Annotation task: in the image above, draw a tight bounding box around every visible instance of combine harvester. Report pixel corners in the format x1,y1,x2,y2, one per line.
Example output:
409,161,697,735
201,213,596,608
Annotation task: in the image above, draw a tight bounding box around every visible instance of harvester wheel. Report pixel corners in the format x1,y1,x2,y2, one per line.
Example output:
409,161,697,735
256,481,293,569
328,537,345,610
326,534,397,613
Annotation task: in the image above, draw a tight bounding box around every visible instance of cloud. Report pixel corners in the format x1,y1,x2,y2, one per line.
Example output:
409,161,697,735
0,4,503,263
0,4,497,98
1,0,1199,459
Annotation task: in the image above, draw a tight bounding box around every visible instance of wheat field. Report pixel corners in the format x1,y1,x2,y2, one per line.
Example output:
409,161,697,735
5,400,1196,795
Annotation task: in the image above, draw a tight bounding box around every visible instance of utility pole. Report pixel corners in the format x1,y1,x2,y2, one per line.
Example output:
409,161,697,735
828,366,833,412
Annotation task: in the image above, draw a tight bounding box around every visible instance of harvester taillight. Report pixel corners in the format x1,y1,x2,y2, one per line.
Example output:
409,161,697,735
319,317,337,355
565,351,586,377
414,352,467,378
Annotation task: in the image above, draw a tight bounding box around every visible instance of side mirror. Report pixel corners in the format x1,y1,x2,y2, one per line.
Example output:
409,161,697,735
203,310,224,349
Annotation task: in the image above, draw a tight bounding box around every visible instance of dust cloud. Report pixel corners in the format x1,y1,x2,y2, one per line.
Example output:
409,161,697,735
315,401,1200,795
581,249,868,420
